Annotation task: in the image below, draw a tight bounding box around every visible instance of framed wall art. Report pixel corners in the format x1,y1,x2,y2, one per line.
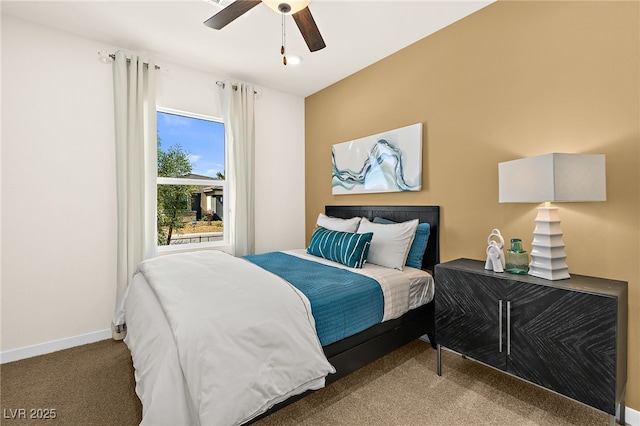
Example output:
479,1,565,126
331,123,422,195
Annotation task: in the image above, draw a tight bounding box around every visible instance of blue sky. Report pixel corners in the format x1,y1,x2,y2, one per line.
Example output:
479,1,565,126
157,111,225,178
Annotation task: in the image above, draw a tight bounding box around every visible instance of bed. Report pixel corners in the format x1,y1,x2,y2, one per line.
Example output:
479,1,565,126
124,205,440,425
315,205,439,372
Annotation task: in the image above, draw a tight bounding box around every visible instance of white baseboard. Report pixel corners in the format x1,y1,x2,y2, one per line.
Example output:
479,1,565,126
625,406,640,426
0,329,111,364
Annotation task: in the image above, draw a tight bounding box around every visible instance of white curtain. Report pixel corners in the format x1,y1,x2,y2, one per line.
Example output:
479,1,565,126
112,51,157,339
219,81,255,256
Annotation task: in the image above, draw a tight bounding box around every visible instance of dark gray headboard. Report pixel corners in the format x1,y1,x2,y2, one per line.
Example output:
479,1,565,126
324,205,440,273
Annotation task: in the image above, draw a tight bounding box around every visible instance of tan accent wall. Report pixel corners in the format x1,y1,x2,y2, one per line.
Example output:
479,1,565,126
305,1,639,411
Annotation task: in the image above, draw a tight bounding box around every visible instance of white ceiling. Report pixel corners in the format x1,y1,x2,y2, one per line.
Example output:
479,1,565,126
1,0,494,97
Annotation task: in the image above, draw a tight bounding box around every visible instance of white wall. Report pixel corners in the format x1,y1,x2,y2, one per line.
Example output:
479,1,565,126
0,15,306,354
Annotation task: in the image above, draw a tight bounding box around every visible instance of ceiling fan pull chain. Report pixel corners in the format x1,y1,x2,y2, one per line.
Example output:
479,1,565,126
281,12,287,65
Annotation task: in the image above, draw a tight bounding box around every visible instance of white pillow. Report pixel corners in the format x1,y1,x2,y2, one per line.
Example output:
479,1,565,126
357,217,418,270
316,213,361,233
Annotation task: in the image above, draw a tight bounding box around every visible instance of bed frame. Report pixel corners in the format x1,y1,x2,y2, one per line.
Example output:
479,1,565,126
254,205,440,421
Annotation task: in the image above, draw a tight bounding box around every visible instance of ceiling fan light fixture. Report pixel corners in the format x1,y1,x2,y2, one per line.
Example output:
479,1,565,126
262,0,310,15
287,54,302,65
204,0,325,53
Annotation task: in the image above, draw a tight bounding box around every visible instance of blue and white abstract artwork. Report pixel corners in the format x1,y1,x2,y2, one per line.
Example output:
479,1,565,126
332,123,422,195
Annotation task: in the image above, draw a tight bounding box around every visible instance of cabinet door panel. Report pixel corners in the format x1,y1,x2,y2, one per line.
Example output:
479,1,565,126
508,282,617,414
435,268,506,370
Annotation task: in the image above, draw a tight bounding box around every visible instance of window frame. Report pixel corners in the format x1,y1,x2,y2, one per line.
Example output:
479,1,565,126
156,107,229,253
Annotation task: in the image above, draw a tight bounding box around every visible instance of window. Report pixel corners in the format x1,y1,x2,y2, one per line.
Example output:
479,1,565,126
156,108,227,249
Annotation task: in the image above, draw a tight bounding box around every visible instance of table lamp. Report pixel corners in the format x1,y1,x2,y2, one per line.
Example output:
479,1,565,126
498,153,606,280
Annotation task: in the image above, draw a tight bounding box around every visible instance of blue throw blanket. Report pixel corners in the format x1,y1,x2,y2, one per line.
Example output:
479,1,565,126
243,252,384,346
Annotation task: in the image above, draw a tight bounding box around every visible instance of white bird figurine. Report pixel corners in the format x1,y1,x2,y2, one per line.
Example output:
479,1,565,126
485,228,505,272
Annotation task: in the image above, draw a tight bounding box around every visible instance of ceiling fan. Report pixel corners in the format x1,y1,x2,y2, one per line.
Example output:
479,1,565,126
204,0,326,53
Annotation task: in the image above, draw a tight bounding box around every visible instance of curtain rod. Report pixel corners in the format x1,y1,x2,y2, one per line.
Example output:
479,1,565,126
109,53,160,70
216,81,258,95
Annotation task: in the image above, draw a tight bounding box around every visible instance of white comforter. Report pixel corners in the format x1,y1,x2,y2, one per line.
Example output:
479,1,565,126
125,250,335,426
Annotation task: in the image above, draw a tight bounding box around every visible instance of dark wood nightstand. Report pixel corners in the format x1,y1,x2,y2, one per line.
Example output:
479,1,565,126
434,258,628,425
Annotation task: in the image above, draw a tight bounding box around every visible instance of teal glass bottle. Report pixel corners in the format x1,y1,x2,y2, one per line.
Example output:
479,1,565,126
505,238,529,275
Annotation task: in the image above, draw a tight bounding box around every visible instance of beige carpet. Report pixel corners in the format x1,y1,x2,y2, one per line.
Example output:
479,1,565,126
1,339,609,425
256,340,608,426
1,339,141,426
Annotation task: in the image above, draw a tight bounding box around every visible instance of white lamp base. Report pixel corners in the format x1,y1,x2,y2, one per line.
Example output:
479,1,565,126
529,206,570,280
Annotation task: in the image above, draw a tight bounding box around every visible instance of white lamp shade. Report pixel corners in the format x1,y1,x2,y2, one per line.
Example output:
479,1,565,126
499,153,606,203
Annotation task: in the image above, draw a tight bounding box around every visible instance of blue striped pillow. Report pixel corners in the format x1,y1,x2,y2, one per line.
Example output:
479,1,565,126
307,227,373,268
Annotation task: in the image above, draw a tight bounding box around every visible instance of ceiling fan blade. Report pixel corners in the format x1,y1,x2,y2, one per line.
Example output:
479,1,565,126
292,6,326,52
204,0,262,30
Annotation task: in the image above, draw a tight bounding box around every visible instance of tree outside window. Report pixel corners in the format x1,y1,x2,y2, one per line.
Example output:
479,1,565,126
156,109,226,248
